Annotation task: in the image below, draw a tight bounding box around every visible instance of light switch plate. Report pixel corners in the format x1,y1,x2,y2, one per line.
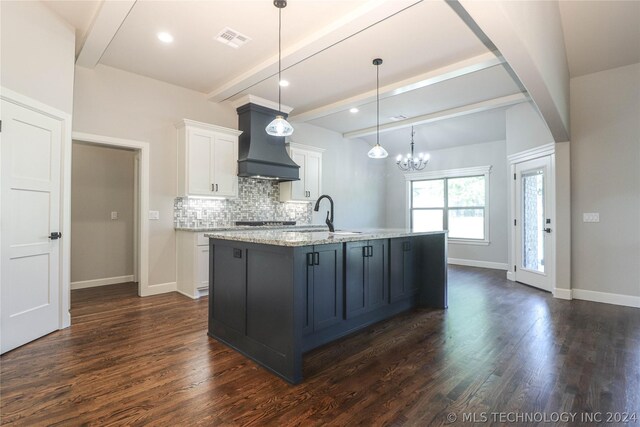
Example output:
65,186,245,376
583,213,600,223
148,210,160,220
111,211,118,220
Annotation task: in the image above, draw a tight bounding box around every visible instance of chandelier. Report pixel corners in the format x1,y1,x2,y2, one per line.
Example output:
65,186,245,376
396,126,429,171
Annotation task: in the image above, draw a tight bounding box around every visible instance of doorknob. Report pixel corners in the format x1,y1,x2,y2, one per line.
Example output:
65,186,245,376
49,232,62,240
544,228,552,233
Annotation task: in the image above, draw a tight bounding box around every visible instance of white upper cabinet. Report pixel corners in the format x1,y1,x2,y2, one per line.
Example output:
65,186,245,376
176,119,242,198
279,143,324,202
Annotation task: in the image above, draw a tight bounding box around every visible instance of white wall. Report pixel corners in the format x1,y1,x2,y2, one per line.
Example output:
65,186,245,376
384,139,508,265
570,63,640,300
71,143,135,284
289,123,386,229
505,102,554,155
0,1,75,114
73,64,237,287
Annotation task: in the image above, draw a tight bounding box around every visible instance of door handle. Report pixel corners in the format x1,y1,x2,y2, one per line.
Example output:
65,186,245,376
212,183,215,192
362,246,368,258
216,184,219,192
307,252,314,266
314,252,320,265
49,232,62,240
544,228,552,233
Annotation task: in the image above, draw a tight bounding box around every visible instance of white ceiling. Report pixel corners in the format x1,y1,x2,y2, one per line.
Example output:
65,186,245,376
559,0,640,78
45,0,527,149
361,107,507,154
43,0,102,53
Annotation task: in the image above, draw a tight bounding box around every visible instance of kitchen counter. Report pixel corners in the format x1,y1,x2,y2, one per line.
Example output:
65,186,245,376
205,228,446,247
207,229,448,383
175,224,327,232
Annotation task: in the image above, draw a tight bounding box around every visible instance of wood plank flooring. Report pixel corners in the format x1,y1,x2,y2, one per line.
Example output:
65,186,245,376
2,267,639,426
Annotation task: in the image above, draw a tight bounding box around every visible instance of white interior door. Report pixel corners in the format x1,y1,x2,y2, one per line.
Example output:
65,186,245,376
515,156,553,292
1,100,62,353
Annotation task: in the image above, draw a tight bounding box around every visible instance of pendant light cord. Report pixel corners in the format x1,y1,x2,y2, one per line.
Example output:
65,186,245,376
278,7,282,111
376,62,380,146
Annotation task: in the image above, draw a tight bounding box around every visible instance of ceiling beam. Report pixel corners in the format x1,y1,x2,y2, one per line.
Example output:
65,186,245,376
207,0,422,102
343,92,528,139
76,0,136,68
290,52,504,123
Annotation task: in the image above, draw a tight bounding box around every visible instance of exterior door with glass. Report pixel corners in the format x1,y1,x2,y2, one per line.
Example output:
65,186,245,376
514,156,553,292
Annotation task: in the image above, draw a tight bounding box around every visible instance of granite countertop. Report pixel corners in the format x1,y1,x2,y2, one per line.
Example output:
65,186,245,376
205,228,447,247
175,224,328,232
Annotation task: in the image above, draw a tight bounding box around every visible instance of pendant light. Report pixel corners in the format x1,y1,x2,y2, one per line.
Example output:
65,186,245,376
265,0,294,137
368,58,388,159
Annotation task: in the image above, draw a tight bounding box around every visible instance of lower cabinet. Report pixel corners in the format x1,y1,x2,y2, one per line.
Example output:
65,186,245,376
345,239,389,319
390,237,418,302
303,243,343,334
176,231,210,299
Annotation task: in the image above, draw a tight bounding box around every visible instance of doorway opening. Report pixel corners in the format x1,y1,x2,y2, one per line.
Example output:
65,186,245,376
70,132,150,306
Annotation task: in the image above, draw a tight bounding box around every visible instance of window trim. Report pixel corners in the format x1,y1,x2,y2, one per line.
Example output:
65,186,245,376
405,166,492,245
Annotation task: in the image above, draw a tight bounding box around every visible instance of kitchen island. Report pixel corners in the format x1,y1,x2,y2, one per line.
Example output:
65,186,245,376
206,228,447,383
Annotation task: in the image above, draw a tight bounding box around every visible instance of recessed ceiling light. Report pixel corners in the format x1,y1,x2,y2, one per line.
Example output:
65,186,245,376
157,32,174,43
279,80,290,87
349,107,359,113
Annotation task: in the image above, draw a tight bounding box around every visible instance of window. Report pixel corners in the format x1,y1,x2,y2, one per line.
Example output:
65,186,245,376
407,166,491,244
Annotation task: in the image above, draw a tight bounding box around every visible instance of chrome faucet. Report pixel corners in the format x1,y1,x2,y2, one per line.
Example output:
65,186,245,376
314,195,335,232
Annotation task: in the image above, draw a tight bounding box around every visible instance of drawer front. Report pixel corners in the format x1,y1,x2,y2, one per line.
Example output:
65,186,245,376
197,233,209,246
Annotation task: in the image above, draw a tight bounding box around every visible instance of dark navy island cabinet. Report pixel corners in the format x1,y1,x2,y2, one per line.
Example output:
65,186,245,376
208,233,447,384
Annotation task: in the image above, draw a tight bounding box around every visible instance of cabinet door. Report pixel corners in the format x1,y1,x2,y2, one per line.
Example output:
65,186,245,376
345,241,368,319
290,149,307,200
312,244,343,331
188,129,214,195
303,250,314,335
212,135,237,197
197,245,209,290
390,238,415,302
305,151,321,200
367,239,388,310
212,244,246,333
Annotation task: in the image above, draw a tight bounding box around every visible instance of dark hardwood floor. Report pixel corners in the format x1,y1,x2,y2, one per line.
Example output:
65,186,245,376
2,267,639,426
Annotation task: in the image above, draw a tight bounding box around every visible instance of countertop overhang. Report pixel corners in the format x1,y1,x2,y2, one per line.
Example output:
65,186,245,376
205,228,447,247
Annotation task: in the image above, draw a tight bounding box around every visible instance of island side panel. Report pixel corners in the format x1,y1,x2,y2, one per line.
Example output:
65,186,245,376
417,233,448,309
208,239,304,384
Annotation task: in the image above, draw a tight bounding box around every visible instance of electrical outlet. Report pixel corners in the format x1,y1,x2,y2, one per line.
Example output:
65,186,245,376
583,213,600,223
148,210,160,220
111,211,118,220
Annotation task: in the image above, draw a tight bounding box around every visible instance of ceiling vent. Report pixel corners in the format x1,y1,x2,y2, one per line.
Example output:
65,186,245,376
389,115,408,121
215,27,251,48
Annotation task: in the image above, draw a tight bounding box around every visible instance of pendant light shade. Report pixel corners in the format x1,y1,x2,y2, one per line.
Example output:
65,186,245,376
266,115,294,136
265,0,294,137
368,58,388,159
368,144,389,159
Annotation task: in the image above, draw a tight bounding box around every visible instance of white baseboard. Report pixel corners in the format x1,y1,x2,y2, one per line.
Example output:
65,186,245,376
196,287,209,298
176,289,197,299
448,258,509,271
572,289,640,308
71,275,134,290
506,271,515,281
553,288,572,300
141,281,177,296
